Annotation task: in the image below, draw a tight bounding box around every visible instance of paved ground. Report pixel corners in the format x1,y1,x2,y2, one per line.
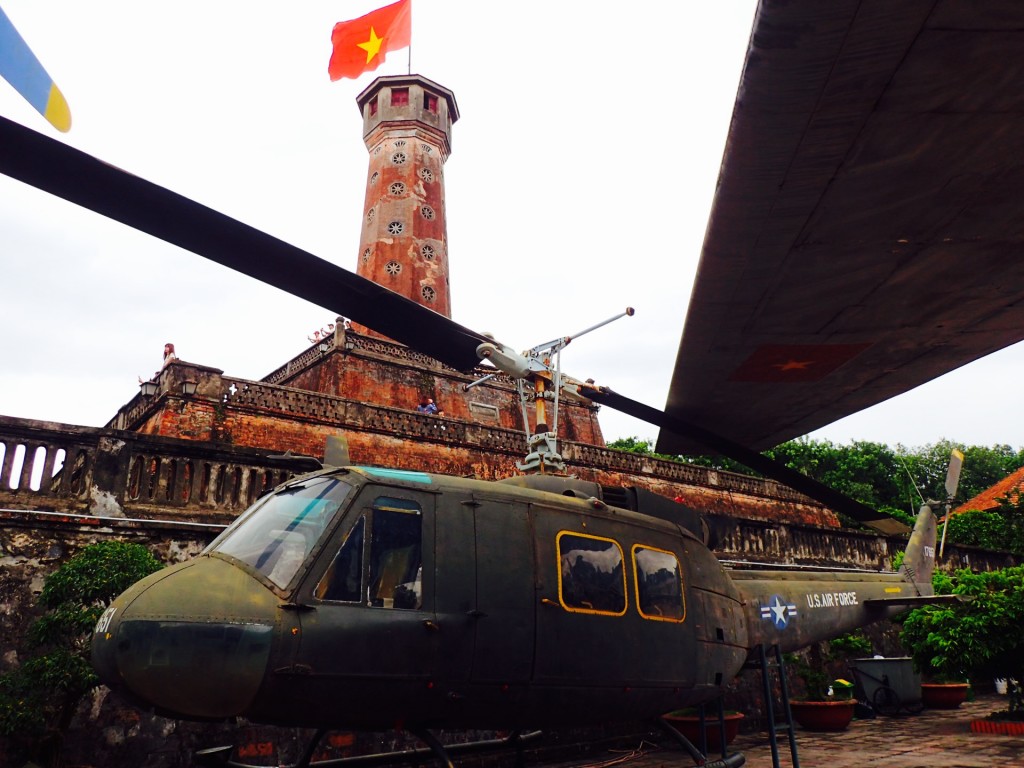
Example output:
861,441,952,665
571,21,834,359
553,695,1024,768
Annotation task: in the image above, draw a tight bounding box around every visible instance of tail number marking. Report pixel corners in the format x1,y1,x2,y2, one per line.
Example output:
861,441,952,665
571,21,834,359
95,606,117,635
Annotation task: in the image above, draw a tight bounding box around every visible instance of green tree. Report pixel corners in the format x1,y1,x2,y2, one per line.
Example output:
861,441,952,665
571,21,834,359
605,436,686,464
768,439,907,511
943,510,1014,552
0,541,163,765
897,440,1024,507
611,434,1024,532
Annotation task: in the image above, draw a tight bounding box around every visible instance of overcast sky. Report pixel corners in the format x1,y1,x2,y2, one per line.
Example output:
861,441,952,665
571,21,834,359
1,1,1022,453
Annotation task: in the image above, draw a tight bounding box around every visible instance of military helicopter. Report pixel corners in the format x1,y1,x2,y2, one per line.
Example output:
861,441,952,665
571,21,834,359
0,116,946,766
4,2,1024,767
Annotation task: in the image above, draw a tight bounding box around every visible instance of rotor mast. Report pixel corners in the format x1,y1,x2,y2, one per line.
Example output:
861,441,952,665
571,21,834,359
472,308,634,475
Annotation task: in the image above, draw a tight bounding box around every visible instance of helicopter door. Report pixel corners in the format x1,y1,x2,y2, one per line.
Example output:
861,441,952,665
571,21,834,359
533,508,635,685
469,496,534,682
293,489,438,697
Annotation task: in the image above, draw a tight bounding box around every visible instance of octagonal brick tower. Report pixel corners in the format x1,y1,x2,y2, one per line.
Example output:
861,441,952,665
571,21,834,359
355,75,459,319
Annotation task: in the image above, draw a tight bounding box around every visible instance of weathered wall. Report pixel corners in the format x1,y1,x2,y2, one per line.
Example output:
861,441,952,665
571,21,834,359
120,330,604,452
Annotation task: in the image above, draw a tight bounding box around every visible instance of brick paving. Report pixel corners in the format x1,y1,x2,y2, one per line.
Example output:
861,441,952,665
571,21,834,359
552,695,1024,768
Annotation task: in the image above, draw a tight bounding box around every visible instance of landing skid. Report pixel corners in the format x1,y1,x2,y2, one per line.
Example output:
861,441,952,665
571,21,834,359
194,728,542,768
655,714,746,768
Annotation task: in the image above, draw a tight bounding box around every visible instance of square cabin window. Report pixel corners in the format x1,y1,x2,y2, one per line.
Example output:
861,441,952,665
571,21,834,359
632,545,685,622
391,88,409,107
424,92,438,113
368,98,378,117
557,532,626,615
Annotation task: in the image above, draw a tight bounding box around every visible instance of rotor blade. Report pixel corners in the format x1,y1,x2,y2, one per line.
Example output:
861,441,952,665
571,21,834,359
0,7,71,132
0,115,488,371
586,386,910,535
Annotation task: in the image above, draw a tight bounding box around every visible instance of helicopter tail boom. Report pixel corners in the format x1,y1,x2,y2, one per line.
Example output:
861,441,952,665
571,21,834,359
731,499,939,652
897,503,938,595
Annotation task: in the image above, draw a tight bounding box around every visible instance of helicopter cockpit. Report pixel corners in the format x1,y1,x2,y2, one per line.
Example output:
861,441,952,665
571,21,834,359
205,471,425,612
208,474,355,591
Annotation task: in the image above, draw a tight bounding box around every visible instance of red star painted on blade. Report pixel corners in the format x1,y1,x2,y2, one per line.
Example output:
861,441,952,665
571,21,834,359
730,343,872,383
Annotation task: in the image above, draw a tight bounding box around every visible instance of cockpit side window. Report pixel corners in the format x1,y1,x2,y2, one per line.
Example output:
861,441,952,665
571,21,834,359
314,496,423,610
368,499,422,609
210,476,353,589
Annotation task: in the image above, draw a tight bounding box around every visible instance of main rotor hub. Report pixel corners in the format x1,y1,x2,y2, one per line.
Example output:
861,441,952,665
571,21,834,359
469,309,635,476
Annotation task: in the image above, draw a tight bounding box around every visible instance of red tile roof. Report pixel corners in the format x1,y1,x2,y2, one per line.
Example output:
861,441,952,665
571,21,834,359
954,465,1024,513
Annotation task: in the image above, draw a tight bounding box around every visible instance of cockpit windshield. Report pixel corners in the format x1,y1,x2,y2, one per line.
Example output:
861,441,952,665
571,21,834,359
209,476,354,589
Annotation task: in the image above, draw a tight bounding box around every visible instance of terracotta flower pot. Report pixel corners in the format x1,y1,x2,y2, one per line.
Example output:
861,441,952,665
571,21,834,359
921,682,969,709
790,699,856,731
663,712,745,749
970,719,1024,736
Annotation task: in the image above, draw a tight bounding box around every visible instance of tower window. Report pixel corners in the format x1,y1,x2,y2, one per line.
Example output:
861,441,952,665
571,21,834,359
391,151,408,165
370,171,379,184
389,182,406,196
418,168,434,183
420,205,435,220
385,261,402,276
362,248,371,263
424,93,438,113
421,286,436,302
391,88,409,106
387,221,404,235
420,244,435,260
369,98,378,117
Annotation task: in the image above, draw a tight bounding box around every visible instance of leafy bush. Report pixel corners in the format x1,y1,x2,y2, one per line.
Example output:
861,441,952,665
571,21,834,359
900,565,1024,716
943,510,1013,552
788,631,873,701
0,541,162,764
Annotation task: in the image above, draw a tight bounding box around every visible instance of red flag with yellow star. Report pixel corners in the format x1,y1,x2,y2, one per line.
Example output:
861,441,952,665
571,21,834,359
328,0,412,81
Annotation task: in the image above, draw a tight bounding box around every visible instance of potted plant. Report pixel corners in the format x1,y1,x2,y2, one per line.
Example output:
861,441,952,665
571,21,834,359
899,599,970,708
787,631,872,731
900,564,1024,714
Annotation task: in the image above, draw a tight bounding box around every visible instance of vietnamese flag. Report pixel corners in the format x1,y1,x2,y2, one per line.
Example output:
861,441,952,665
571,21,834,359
328,0,412,81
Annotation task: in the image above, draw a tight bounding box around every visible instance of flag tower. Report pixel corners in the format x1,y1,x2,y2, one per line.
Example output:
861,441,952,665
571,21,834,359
355,75,459,319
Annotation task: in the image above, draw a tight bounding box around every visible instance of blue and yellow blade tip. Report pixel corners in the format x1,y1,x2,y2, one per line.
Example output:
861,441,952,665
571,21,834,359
0,5,71,132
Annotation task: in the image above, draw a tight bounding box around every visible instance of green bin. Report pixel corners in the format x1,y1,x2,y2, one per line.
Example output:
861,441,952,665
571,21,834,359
852,656,922,713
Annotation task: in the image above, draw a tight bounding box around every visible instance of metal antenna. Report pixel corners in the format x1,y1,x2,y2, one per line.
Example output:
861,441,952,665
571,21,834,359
897,456,926,508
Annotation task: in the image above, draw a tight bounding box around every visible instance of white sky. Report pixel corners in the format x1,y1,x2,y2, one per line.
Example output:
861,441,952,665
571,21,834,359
0,1,1021,452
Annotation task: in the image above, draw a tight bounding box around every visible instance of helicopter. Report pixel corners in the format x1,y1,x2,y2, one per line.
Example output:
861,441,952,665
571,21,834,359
3,1,1024,767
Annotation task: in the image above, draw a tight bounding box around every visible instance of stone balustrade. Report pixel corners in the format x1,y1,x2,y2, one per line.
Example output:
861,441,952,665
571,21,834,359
0,416,302,528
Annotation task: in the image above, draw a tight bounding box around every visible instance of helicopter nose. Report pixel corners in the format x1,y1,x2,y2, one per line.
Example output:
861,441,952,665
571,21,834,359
92,555,278,720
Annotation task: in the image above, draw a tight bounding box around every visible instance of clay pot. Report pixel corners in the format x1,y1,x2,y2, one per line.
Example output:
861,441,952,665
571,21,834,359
662,712,745,749
971,719,1024,736
921,682,970,709
790,699,857,731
